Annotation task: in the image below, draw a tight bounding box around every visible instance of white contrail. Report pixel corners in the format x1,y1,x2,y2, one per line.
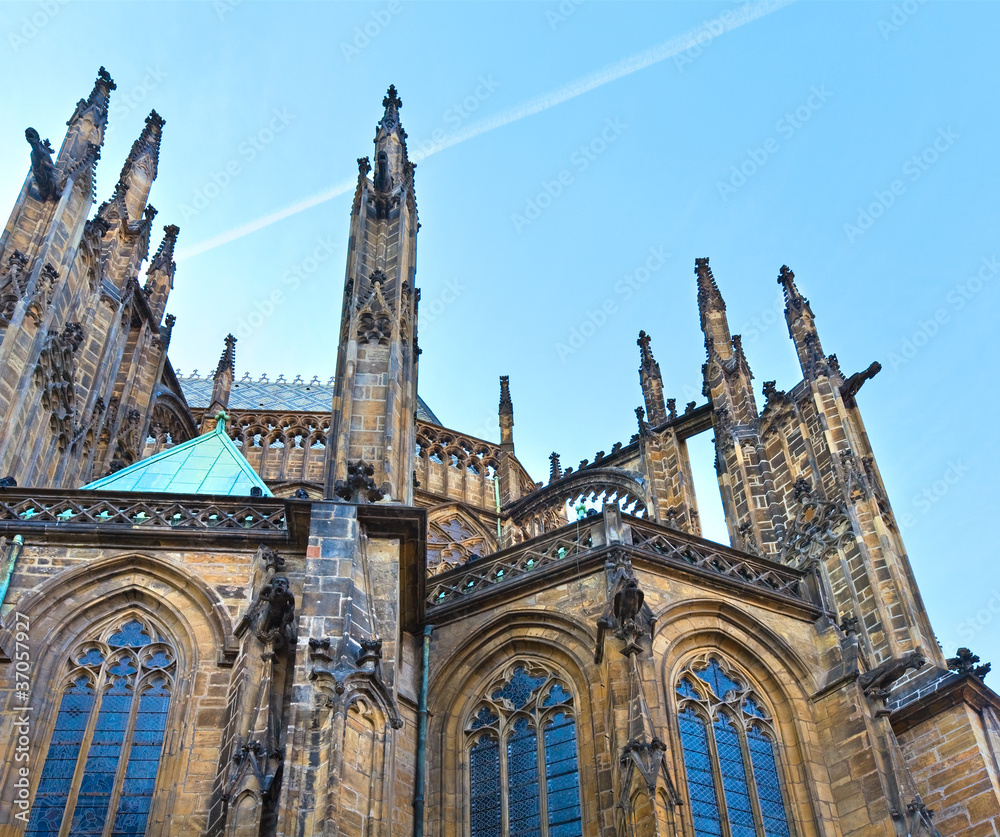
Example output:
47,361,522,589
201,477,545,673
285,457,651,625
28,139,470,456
175,178,355,260
176,0,793,262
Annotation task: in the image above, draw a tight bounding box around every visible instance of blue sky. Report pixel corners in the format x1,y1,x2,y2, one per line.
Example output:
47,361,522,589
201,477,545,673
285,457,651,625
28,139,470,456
2,1,998,663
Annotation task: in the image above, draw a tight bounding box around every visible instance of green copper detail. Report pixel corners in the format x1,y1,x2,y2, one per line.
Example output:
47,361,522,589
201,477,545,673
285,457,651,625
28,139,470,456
81,414,271,496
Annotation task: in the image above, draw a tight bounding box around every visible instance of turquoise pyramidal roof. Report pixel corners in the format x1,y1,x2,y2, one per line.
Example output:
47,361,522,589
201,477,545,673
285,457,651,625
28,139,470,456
83,412,272,496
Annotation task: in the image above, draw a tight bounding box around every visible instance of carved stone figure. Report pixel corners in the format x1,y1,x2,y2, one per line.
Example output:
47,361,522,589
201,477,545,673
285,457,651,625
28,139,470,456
946,647,992,680
840,361,882,406
597,558,647,658
25,128,60,201
373,149,392,193
858,650,926,700
334,460,386,503
249,574,296,650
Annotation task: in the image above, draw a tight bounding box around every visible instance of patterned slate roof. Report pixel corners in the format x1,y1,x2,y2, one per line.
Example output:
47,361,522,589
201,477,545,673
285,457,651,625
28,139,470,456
177,374,441,424
82,417,272,496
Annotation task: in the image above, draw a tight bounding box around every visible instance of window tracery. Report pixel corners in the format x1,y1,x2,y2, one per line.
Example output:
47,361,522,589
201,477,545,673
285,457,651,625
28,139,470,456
465,663,582,837
674,656,790,837
427,515,489,575
26,615,175,837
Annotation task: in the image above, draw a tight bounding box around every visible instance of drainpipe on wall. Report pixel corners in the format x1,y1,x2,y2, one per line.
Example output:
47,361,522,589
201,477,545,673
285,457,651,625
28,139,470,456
414,623,434,837
0,534,24,612
494,478,502,542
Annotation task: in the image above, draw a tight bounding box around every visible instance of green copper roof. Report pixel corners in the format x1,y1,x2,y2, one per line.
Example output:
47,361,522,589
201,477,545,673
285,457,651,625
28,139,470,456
82,413,272,496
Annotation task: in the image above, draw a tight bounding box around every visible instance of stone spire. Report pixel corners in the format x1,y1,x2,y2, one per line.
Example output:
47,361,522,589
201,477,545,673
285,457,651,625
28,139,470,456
778,265,826,379
325,87,419,503
498,375,514,448
144,224,178,324
207,334,236,422
637,330,667,425
696,258,755,420
549,452,562,484
696,258,783,554
215,333,237,378
497,375,519,506
116,110,164,221
695,257,729,354
59,66,116,169
373,84,413,197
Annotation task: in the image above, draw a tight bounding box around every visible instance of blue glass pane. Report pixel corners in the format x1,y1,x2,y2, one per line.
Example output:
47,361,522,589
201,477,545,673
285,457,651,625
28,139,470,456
743,698,768,720
109,657,137,678
492,667,546,710
469,734,501,837
507,718,540,837
77,649,105,666
748,727,791,837
678,709,723,837
70,679,132,835
544,714,581,837
470,706,499,730
25,679,95,836
144,650,172,669
107,621,152,648
714,715,755,837
695,659,743,700
111,680,170,837
542,683,572,707
677,678,699,699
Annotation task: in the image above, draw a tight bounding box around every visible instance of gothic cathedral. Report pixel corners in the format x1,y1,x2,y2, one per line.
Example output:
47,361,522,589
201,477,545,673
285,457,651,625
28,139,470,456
0,68,997,837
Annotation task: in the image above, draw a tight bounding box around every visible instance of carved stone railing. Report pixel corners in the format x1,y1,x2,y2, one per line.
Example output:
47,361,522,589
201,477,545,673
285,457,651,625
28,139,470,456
626,516,805,600
0,489,290,535
503,467,649,543
426,515,605,609
415,421,535,510
426,509,814,614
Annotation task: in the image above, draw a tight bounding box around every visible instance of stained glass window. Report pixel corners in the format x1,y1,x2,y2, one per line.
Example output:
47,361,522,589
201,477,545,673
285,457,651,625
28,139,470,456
675,657,792,837
507,719,540,837
467,665,582,837
25,617,175,837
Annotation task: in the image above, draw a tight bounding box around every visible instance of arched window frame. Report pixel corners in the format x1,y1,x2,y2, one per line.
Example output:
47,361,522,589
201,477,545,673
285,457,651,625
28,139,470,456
463,661,583,837
673,654,794,837
25,612,177,837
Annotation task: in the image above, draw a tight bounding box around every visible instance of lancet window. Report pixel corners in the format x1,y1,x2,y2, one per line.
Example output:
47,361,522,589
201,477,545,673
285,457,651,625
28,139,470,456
26,616,175,837
675,657,791,837
466,663,582,837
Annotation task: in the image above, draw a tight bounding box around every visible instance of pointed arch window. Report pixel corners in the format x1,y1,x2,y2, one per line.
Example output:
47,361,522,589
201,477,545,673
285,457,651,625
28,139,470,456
26,616,175,837
675,657,791,837
466,664,582,837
